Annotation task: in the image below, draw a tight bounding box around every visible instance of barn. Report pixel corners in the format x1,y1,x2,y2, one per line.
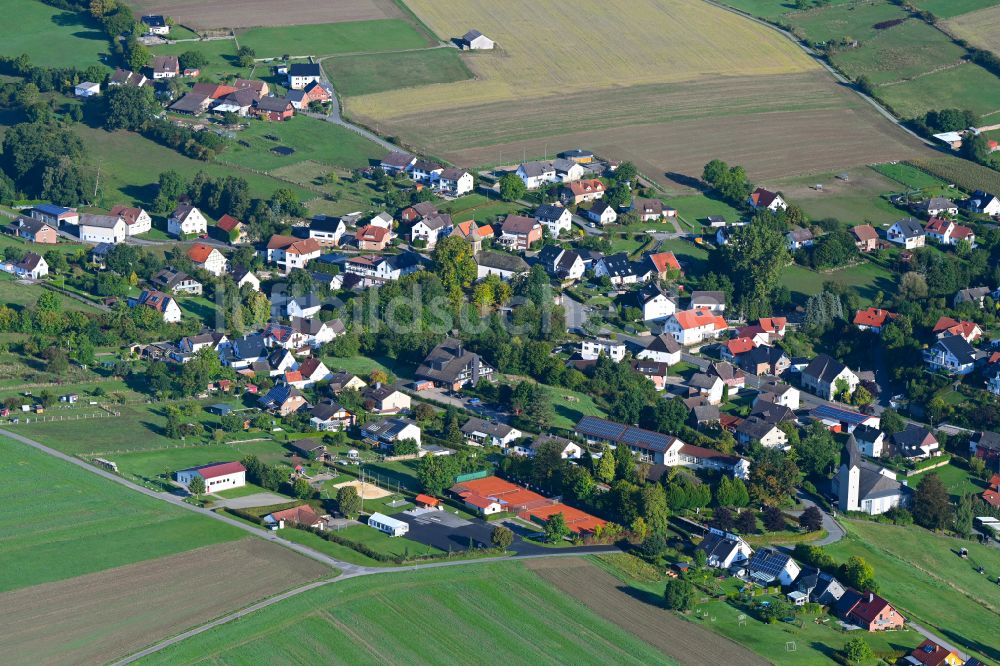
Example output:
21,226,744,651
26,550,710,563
175,461,246,493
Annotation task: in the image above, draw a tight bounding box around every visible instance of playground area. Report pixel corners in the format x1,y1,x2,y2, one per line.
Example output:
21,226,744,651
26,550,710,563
332,479,392,500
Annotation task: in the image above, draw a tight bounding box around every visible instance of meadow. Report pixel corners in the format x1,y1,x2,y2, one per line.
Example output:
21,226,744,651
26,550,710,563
780,261,897,306
826,519,1000,661
0,273,99,313
324,48,472,97
4,0,110,69
438,193,526,224
876,62,1000,119
916,0,1000,20
830,20,966,85
871,161,949,190
786,2,909,44
150,39,238,81
945,4,1000,59
136,561,671,665
238,19,431,59
108,439,296,486
0,435,243,592
220,116,385,172
772,166,909,226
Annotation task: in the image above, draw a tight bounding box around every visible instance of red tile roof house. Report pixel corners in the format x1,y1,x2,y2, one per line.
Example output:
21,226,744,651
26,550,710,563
263,505,325,530
355,225,391,251
853,307,899,334
266,235,322,272
850,224,880,252
906,639,964,666
664,309,728,346
932,316,983,343
175,461,246,493
737,317,787,344
748,187,787,211
645,251,682,279
499,215,542,251
109,205,152,236
216,214,244,243
835,590,904,631
559,179,606,205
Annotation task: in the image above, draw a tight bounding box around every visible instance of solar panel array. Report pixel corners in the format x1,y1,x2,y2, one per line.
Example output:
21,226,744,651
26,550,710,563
811,404,868,425
749,548,789,578
575,416,676,453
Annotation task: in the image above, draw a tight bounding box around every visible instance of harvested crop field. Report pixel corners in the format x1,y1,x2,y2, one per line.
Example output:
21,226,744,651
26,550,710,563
135,561,672,665
348,0,931,182
526,557,768,666
127,0,403,29
945,5,1000,60
0,538,331,666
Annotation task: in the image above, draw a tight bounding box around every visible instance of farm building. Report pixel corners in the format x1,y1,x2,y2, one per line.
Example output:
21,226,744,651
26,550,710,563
264,505,325,530
175,461,246,493
368,512,409,537
460,29,494,50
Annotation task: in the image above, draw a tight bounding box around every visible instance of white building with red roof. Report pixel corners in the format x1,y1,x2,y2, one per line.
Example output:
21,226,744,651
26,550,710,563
664,309,728,345
175,461,246,492
748,187,787,212
110,205,152,236
266,235,322,273
853,307,899,334
932,316,983,343
187,243,227,276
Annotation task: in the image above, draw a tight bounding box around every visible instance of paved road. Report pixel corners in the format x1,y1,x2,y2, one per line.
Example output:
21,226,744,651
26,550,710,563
907,621,970,663
305,56,400,152
790,492,845,546
213,492,291,510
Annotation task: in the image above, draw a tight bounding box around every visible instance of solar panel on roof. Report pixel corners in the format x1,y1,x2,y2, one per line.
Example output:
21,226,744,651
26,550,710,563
621,428,671,452
750,550,789,578
812,404,868,424
576,416,627,440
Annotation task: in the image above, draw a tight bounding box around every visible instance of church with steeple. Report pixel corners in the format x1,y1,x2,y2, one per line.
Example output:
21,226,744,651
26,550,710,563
836,434,907,515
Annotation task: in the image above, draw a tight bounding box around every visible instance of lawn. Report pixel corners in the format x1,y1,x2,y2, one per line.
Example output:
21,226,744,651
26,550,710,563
362,459,422,493
438,193,527,224
108,439,295,486
871,161,948,191
876,62,1000,119
324,48,472,97
0,435,242,592
335,524,442,558
664,193,744,227
135,561,669,665
71,124,314,211
275,161,382,214
2,0,111,69
536,382,608,432
779,261,897,306
0,273,100,313
221,116,385,172
907,462,986,501
322,354,405,380
13,399,260,457
238,19,431,58
656,237,711,277
830,19,967,85
826,519,1000,661
150,39,239,82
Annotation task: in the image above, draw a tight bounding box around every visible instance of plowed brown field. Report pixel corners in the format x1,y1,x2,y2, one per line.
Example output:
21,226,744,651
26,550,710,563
127,0,402,29
526,557,769,666
0,538,330,666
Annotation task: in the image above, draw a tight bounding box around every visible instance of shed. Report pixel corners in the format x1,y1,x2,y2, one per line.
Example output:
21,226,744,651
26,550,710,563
368,512,409,537
207,403,233,415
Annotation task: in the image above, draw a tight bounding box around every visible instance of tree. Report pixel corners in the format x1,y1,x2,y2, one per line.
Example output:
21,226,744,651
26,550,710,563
187,475,206,496
795,422,839,477
962,132,991,164
544,512,570,542
841,555,877,592
880,408,906,436
491,525,514,550
954,493,974,538
103,85,158,131
595,445,616,484
178,50,209,71
336,486,361,518
291,477,312,499
913,473,952,531
736,509,757,534
663,578,694,611
615,161,638,185
498,173,527,201
712,506,735,531
721,222,789,318
392,438,419,456
799,506,823,532
640,483,670,535
433,235,477,295
843,637,873,664
762,505,787,532
417,453,459,496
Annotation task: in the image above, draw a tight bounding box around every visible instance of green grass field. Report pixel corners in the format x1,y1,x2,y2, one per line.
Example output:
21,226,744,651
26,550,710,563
0,435,242,592
656,237,711,277
787,2,910,44
238,19,431,59
71,124,314,210
150,39,239,81
780,261,897,306
220,116,385,172
907,463,986,500
108,439,295,486
663,194,743,227
136,560,669,665
324,48,472,97
826,520,1000,660
831,20,966,85
717,0,857,20
335,524,442,558
911,0,999,19
3,0,110,69
538,383,609,431
877,62,1000,118
438,194,526,224
0,274,100,313
871,162,948,190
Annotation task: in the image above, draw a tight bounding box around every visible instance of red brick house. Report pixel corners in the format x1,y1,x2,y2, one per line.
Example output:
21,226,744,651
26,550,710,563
836,590,904,631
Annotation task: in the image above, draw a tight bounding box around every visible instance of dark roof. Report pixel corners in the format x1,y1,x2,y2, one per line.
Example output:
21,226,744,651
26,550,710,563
645,333,681,354
16,252,44,272
537,244,563,266
310,400,349,421
360,417,417,440
598,252,640,278
288,438,326,454
476,251,529,273
461,417,515,438
842,433,863,470
891,424,936,452
853,424,883,444
141,14,166,27
574,416,680,454
288,63,320,76
256,96,292,112
933,335,977,365
11,216,52,236
534,204,567,221
555,250,581,274
736,417,779,441
381,150,415,168
233,333,266,360
690,290,725,306
696,532,745,562
79,214,124,229
747,547,793,580
416,338,492,383
973,430,1000,452
892,217,925,238
803,354,848,384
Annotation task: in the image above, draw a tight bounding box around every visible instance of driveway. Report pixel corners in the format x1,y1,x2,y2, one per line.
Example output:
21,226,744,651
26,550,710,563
790,492,845,546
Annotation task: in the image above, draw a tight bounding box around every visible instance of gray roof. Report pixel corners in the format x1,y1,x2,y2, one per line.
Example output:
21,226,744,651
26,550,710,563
288,63,320,76
256,96,292,112
462,29,484,41
519,161,554,178
697,532,745,562
646,333,681,354
534,204,567,221
803,353,848,384
79,214,124,229
439,167,468,181
974,430,1000,452
924,197,955,210
690,290,725,306
933,335,977,365
360,417,417,440
476,251,529,273
736,417,779,441
891,217,925,238
416,338,492,383
381,151,415,168
461,417,515,438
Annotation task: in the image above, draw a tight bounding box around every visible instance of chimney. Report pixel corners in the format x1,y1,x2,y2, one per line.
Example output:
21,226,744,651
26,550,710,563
868,592,874,603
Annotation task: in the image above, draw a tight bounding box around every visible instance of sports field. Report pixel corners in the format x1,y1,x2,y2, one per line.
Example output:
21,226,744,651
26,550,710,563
136,560,673,665
0,435,242,591
341,0,930,182
945,5,1000,60
826,519,1000,660
3,0,110,69
127,0,404,29
0,539,330,665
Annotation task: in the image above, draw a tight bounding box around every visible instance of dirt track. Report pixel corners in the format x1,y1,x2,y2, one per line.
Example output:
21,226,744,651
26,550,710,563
126,0,401,29
526,558,770,666
0,539,330,666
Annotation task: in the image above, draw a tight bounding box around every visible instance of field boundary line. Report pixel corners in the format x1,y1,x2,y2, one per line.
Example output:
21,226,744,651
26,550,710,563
701,0,935,148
